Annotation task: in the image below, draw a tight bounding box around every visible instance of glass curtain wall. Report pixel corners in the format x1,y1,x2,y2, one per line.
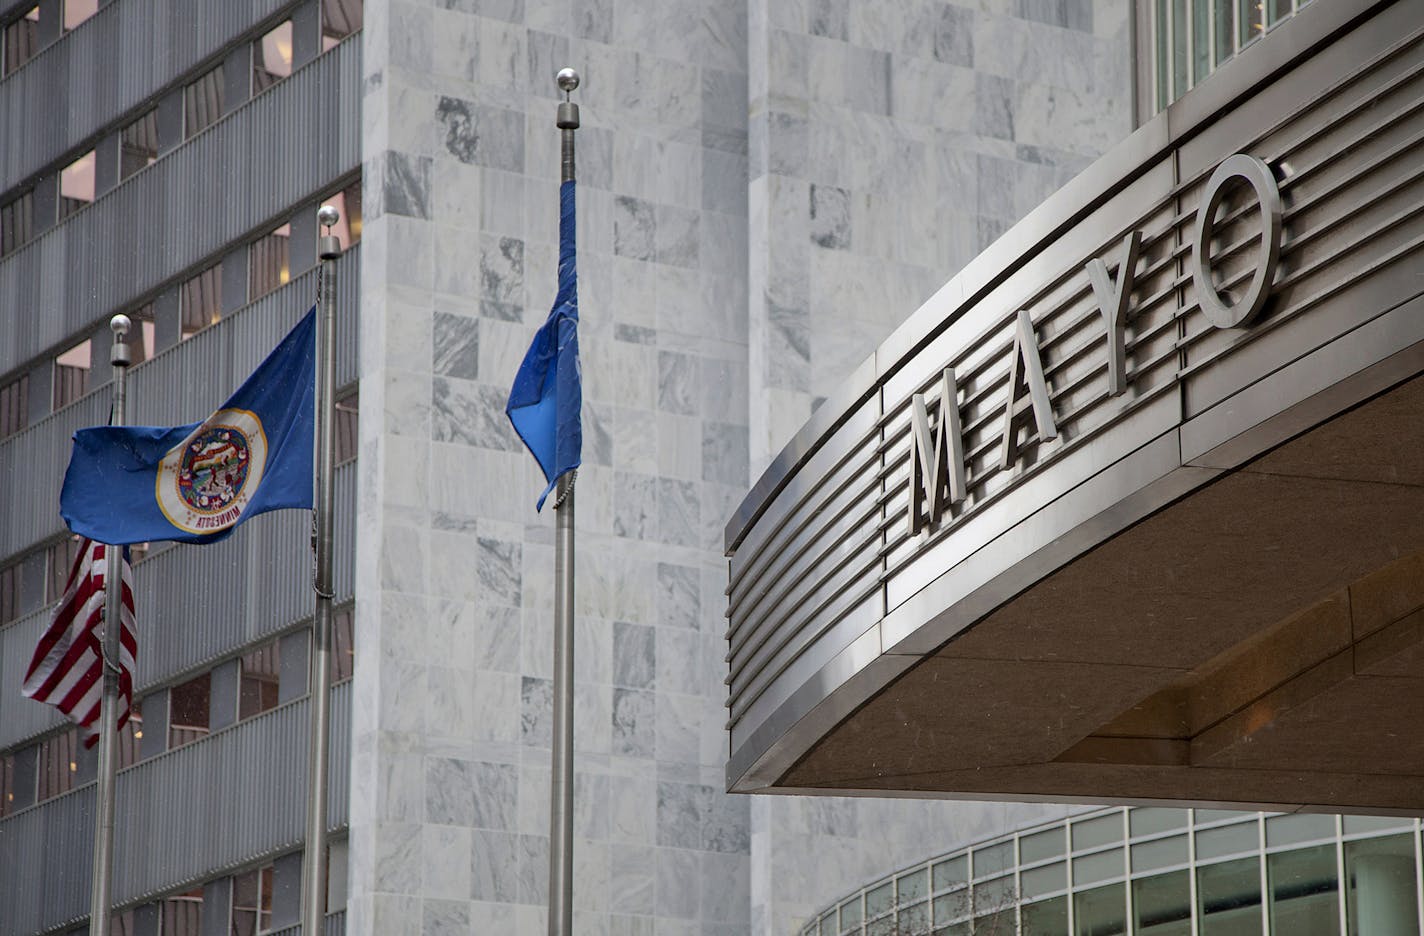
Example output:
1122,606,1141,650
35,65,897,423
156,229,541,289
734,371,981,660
802,808,1424,936
1147,0,1317,112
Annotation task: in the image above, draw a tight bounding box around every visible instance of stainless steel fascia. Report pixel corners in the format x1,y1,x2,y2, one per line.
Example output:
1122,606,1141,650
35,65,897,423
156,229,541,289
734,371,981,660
725,0,1424,792
723,0,1392,554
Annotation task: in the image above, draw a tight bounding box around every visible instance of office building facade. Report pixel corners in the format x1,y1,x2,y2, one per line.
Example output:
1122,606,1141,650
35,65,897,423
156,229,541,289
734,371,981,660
0,1,1348,935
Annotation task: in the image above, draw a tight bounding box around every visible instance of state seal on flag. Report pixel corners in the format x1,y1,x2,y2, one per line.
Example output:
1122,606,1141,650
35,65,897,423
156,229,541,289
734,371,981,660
155,408,269,534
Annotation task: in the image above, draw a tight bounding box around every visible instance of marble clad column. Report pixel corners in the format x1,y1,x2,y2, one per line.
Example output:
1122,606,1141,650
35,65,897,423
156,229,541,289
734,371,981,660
350,1,751,934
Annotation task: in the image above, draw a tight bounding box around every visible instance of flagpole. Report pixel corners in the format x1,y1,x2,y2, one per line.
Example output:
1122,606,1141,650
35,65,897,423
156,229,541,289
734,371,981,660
89,313,133,936
547,66,580,936
302,206,341,936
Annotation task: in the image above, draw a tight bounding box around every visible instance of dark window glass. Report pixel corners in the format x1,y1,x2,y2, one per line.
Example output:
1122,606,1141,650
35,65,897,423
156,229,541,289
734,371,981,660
120,110,159,182
1,190,35,256
52,338,91,410
1269,843,1338,935
1022,895,1069,936
0,752,15,818
2,7,39,76
184,66,224,139
249,223,291,300
181,263,223,338
162,889,203,936
335,390,359,465
253,20,293,92
64,0,97,30
238,641,281,720
331,605,355,682
1074,882,1127,936
45,535,83,602
36,727,79,802
168,673,211,748
1214,0,1235,68
1135,869,1191,935
231,865,274,936
322,0,362,49
108,910,135,936
0,560,21,625
116,703,143,769
1198,857,1263,935
0,372,28,439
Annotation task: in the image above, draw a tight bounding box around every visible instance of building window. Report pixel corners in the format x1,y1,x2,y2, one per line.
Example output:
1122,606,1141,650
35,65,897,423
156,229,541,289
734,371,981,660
322,0,362,50
253,20,293,93
238,640,281,721
184,66,224,139
122,303,156,365
63,0,96,31
168,672,211,748
1,189,35,257
0,560,22,626
231,864,275,936
0,372,28,440
181,263,223,338
249,223,291,300
59,150,96,220
52,338,91,409
331,605,355,682
36,728,79,802
334,390,358,465
1144,0,1314,113
2,6,39,76
45,535,83,602
161,888,203,936
120,109,159,182
0,752,14,818
117,704,143,769
325,178,363,250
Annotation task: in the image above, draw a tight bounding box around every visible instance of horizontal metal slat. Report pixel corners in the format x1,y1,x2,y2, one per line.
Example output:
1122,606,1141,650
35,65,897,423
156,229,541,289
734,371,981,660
0,0,300,192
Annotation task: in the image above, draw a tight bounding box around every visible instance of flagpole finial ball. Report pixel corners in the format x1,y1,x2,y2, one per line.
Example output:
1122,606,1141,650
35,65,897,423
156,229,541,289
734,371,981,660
317,205,340,229
556,67,580,94
109,313,132,339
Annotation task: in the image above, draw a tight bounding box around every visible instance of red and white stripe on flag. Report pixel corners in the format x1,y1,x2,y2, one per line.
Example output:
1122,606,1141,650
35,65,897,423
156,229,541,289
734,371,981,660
21,538,137,748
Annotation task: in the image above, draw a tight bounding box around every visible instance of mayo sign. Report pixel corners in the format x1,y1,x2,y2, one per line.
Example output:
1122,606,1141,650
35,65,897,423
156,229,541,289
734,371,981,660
909,153,1284,535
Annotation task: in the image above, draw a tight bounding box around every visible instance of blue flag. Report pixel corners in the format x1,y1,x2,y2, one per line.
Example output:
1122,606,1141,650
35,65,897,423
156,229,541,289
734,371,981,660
60,309,316,545
507,180,582,510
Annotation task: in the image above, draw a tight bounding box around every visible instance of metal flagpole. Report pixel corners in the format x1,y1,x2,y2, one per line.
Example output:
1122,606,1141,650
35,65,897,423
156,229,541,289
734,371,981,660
90,313,133,936
548,66,580,936
302,206,342,936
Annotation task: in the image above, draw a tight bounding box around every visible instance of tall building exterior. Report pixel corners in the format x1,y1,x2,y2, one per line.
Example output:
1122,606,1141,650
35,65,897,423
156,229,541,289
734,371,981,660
0,1,1357,936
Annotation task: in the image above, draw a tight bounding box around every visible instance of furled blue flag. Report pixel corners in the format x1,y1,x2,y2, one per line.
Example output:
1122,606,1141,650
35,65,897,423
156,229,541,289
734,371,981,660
59,309,316,544
507,180,582,510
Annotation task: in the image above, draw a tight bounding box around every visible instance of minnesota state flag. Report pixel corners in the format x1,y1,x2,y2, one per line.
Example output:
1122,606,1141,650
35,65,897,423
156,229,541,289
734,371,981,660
59,310,315,545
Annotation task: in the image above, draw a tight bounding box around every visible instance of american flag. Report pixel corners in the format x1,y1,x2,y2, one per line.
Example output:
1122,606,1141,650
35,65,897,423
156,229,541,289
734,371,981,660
22,538,137,748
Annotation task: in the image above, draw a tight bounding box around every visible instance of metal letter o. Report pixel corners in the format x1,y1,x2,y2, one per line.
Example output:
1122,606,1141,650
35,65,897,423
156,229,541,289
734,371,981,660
1191,153,1283,329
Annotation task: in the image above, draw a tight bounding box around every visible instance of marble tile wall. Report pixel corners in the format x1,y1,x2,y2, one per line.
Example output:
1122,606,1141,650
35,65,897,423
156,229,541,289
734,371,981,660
745,1,1131,933
353,1,752,933
352,0,1132,934
748,0,1132,474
